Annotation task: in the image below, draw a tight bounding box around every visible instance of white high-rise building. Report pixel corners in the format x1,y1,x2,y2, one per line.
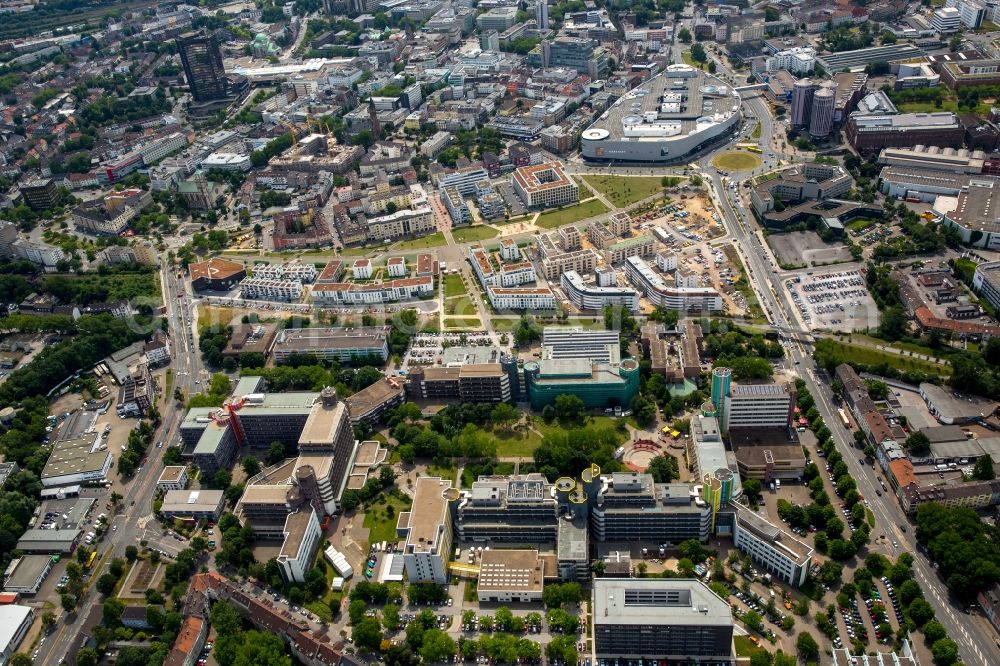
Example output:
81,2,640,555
401,477,453,584
722,382,793,432
765,47,816,75
932,6,962,32
946,0,987,28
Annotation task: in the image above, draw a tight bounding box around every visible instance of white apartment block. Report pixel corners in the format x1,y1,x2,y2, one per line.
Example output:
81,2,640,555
512,162,579,209
469,246,537,288
277,508,322,584
488,286,556,310
367,206,435,241
438,166,489,196
252,261,318,283
139,132,189,165
311,276,435,305
401,477,453,584
499,239,520,262
561,270,640,312
541,249,598,281
442,186,471,224
722,383,793,432
387,257,407,277
733,505,812,587
353,259,373,280
765,47,816,75
240,277,305,302
656,252,678,272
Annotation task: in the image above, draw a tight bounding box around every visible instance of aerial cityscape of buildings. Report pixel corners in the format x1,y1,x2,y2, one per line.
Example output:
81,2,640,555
5,0,1000,665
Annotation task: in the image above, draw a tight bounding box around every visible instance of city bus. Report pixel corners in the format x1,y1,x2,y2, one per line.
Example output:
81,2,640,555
838,408,851,429
85,551,97,569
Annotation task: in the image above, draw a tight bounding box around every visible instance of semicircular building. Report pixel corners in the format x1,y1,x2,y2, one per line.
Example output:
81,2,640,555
581,64,742,163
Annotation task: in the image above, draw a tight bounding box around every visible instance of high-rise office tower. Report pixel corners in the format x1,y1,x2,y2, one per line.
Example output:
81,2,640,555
809,84,836,140
177,32,228,102
790,78,815,129
536,0,549,29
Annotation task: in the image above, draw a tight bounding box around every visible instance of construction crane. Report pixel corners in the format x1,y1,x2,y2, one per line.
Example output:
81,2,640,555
280,120,298,147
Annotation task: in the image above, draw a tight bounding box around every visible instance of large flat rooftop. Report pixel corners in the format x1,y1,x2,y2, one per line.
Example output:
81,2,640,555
478,549,544,594
298,399,347,447
592,578,732,626
583,65,739,143
405,477,451,554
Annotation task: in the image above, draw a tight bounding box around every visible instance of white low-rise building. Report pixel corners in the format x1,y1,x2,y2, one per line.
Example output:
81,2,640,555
624,256,722,312
733,504,812,587
561,270,640,312
240,277,305,301
277,507,322,584
311,276,435,305
488,286,556,310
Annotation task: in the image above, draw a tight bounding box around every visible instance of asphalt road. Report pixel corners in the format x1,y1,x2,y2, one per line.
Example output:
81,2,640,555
703,96,1000,664
39,263,203,666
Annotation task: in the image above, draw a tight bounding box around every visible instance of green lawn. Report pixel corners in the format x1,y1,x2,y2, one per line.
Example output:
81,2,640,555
391,232,447,251
850,334,953,360
712,151,762,171
492,428,544,457
444,296,478,316
362,495,411,545
535,199,609,229
452,225,499,243
444,317,482,328
581,175,682,208
681,51,705,69
750,123,762,140
819,339,951,376
846,218,878,233
443,273,466,298
335,246,373,257
733,637,758,658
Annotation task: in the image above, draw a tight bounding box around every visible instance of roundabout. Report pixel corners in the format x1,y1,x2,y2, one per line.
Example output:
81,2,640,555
711,150,763,172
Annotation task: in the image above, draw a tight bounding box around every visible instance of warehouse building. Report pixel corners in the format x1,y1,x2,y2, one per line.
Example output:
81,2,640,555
40,433,113,487
160,489,226,520
2,555,55,595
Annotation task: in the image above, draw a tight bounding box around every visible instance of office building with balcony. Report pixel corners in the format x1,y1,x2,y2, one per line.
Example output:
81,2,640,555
590,473,713,544
451,474,560,543
560,270,640,312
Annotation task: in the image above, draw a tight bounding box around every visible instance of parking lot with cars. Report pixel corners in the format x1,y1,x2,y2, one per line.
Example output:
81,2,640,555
785,269,879,332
